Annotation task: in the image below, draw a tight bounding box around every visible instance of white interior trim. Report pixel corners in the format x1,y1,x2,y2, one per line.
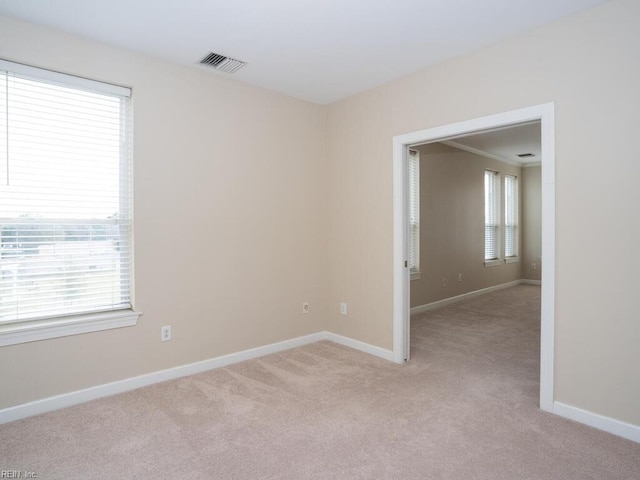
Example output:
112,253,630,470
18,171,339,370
392,102,555,412
325,332,394,362
0,58,131,97
4,326,638,446
410,279,524,315
484,259,503,267
0,310,141,347
538,105,556,412
442,139,529,168
553,402,640,444
0,331,392,425
393,135,410,363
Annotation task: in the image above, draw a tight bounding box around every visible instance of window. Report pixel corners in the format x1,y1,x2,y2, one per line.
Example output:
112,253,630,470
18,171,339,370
484,170,499,261
408,149,420,278
0,60,138,346
504,174,518,258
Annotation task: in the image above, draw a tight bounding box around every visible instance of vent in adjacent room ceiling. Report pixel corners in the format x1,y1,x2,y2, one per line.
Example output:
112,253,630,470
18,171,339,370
517,153,536,158
199,52,247,73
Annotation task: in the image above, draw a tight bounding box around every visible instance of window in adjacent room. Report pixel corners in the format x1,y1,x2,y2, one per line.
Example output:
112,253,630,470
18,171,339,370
0,60,138,346
408,149,420,279
484,169,500,264
504,174,518,259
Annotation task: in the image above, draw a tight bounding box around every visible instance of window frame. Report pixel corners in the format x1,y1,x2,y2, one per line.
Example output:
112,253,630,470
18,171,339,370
484,169,501,266
0,60,139,346
504,174,519,261
408,149,421,280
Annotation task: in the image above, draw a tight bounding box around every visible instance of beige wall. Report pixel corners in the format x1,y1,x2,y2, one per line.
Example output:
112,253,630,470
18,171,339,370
521,166,542,281
410,144,522,308
1,0,639,431
0,17,328,409
327,0,640,425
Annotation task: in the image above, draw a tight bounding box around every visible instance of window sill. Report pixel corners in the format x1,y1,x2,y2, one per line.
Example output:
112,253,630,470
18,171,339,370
410,271,422,281
0,309,141,347
505,256,520,264
484,259,503,268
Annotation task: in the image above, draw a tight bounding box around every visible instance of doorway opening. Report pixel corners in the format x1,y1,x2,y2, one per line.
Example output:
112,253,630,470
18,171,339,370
392,103,555,412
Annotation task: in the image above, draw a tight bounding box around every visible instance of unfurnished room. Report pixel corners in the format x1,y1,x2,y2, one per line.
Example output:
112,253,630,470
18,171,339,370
0,1,639,478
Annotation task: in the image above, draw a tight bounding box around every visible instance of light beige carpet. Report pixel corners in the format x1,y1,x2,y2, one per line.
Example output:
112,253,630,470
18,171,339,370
2,285,639,479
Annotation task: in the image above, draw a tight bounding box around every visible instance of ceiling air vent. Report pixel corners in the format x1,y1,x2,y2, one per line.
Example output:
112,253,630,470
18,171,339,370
199,52,247,74
517,153,536,158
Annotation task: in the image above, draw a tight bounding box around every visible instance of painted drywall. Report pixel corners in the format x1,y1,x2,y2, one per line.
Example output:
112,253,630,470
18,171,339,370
0,16,328,409
326,0,640,425
1,0,639,433
521,166,542,281
410,144,521,308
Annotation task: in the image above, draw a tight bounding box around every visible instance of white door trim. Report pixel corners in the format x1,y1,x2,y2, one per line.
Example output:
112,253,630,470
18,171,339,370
392,103,555,412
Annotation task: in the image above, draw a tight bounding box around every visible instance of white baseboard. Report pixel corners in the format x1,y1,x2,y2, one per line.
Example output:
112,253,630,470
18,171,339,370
520,279,541,286
553,401,640,444
411,279,524,315
0,331,392,425
325,332,394,362
7,330,637,447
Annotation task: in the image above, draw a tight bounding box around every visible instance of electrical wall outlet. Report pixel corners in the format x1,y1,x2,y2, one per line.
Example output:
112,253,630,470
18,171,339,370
340,302,347,315
531,263,537,270
442,279,448,287
161,325,172,342
458,273,463,282
302,302,310,314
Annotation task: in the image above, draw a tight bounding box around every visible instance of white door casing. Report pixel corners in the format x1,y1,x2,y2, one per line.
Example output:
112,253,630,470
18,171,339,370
392,103,555,412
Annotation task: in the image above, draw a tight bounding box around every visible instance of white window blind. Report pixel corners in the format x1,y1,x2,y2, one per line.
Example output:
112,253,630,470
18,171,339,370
504,174,518,258
0,60,133,324
484,170,499,261
408,149,420,273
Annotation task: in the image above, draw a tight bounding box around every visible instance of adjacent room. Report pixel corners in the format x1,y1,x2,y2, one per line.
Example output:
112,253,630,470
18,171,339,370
1,0,639,478
408,123,542,311
408,121,543,391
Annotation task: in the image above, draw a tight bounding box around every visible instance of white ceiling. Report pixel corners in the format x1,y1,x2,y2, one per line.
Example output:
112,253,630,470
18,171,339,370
445,122,541,166
0,0,608,104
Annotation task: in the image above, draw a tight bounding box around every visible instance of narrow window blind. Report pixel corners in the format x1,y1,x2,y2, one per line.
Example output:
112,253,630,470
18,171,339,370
408,150,420,273
504,174,518,258
484,170,499,260
0,61,133,324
